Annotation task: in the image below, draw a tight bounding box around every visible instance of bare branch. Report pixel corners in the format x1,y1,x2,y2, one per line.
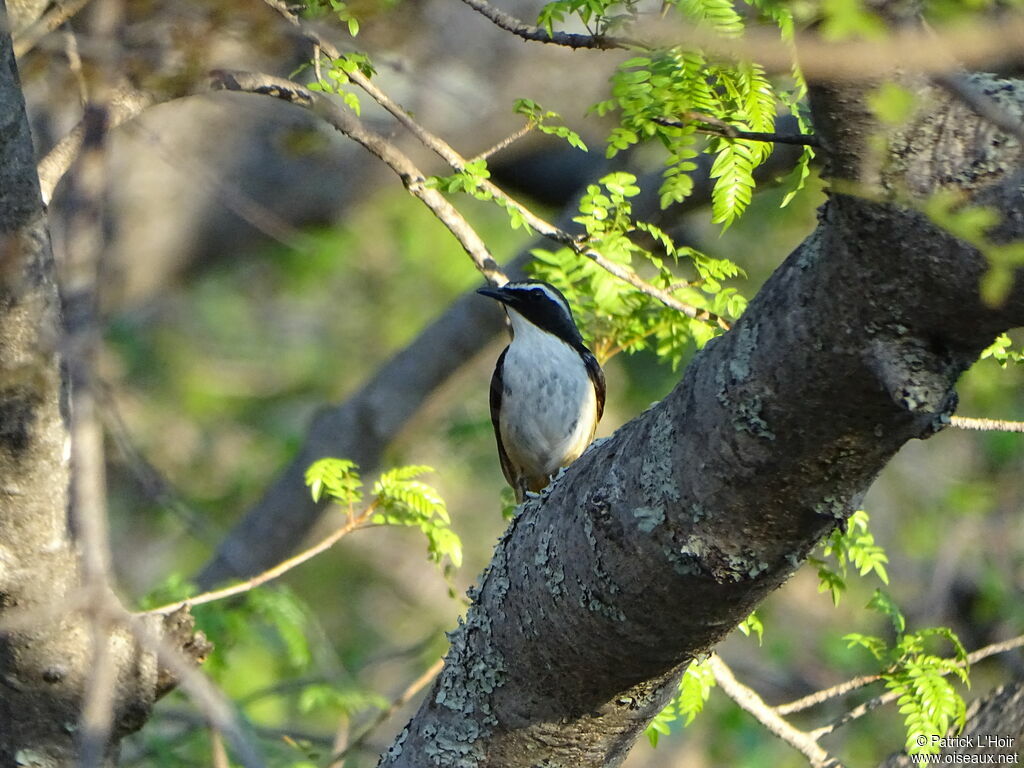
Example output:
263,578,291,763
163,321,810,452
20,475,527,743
709,656,845,768
12,0,95,57
470,122,536,163
950,415,1024,433
776,672,881,716
208,70,507,286
37,84,155,204
148,501,376,614
458,0,638,50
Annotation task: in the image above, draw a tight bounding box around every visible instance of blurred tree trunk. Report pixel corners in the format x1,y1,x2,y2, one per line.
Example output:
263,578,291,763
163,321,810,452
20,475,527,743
0,9,198,765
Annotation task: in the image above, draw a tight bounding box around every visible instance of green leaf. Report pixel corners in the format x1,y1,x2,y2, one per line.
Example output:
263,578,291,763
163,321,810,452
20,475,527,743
305,458,363,504
372,466,462,570
867,588,906,635
645,658,717,745
737,612,764,644
298,683,388,717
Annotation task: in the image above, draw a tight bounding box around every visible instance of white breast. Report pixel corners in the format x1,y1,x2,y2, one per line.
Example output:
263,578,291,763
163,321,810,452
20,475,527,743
498,310,598,481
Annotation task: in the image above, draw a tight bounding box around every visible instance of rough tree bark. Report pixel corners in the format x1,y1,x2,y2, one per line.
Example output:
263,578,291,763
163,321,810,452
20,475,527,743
0,9,206,765
377,58,1024,768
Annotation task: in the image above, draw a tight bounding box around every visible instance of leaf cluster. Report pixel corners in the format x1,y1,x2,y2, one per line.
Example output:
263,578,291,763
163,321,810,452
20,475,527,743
581,0,812,227
532,171,746,368
981,333,1024,367
513,98,588,151
305,458,463,572
810,509,890,605
645,658,717,746
306,52,376,114
371,465,463,569
536,0,641,37
845,592,970,758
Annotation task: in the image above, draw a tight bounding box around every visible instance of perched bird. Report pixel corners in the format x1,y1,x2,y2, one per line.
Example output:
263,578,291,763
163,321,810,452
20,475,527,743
478,280,605,501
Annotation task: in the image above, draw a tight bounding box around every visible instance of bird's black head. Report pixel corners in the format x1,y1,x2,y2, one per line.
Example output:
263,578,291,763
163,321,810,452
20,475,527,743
477,280,584,346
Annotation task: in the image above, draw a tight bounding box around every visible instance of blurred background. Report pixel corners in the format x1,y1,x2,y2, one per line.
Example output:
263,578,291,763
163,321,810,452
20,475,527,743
12,0,1024,764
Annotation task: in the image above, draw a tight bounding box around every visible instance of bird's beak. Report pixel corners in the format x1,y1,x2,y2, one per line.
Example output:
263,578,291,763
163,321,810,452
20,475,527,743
477,285,507,302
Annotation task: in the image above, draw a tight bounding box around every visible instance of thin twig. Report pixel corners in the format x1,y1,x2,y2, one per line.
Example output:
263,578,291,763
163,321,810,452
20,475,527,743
340,65,730,326
776,673,881,715
457,0,638,50
97,382,221,545
210,729,230,768
709,655,845,768
652,115,820,147
208,69,509,285
123,121,317,255
810,634,1024,739
63,24,88,103
328,657,444,767
12,0,95,57
63,79,118,765
146,501,376,614
470,122,536,163
950,415,1024,433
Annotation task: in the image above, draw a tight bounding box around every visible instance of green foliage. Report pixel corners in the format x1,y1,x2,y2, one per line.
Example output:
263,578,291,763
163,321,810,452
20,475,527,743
845,592,970,759
304,460,464,572
923,190,1024,305
303,0,363,36
576,0,809,228
737,611,764,644
306,52,376,114
818,0,886,40
513,98,588,151
531,172,745,368
922,0,1024,23
646,659,717,745
305,457,363,505
499,485,518,520
809,510,889,605
595,47,780,227
981,333,1024,367
371,465,463,569
248,587,316,670
673,0,746,37
536,0,641,37
297,683,388,718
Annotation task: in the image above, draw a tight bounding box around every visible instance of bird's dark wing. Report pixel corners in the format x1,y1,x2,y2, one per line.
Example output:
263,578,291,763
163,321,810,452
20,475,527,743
489,347,518,490
584,352,606,422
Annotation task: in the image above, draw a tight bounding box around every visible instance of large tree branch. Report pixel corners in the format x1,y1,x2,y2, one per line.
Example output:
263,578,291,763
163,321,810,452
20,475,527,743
377,66,1024,765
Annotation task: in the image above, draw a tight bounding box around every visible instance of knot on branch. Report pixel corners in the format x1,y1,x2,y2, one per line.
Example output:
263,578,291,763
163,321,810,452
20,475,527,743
155,607,212,700
864,335,958,422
